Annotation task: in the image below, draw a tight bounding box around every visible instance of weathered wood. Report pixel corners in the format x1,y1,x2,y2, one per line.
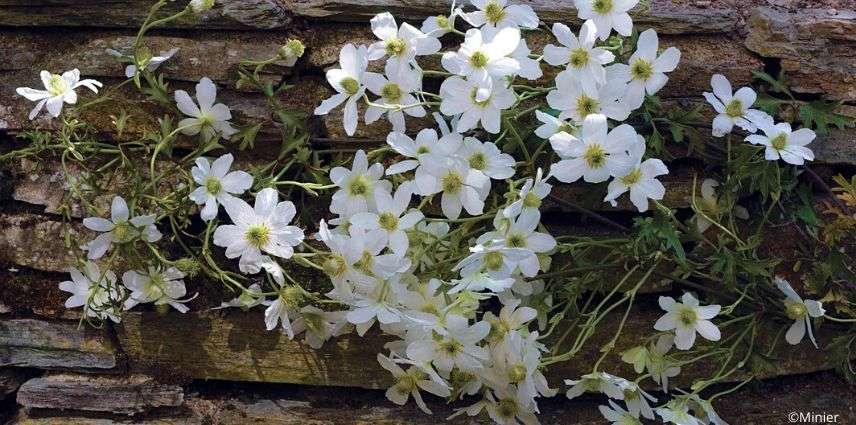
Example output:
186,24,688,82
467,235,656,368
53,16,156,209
16,373,183,414
0,368,28,399
0,213,87,273
0,319,117,371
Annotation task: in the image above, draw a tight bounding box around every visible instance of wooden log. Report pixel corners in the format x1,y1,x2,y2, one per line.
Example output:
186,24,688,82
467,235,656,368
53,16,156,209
16,373,184,414
0,319,117,371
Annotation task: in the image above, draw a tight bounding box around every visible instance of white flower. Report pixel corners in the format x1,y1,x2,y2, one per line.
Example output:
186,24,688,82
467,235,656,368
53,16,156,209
82,196,162,260
217,283,268,309
449,271,516,294
775,277,825,347
657,399,703,425
610,29,681,109
350,185,424,256
543,21,615,92
385,128,462,176
16,69,102,119
599,400,643,425
59,262,122,323
122,266,192,313
493,210,556,277
364,64,425,132
504,168,552,219
484,386,540,425
454,241,531,280
296,306,350,349
440,76,516,134
646,334,681,392
604,140,669,212
407,314,490,373
264,286,303,338
107,47,179,78
565,371,624,400
549,114,635,184
745,117,816,165
546,70,629,123
314,44,370,136
329,149,391,217
533,110,575,139
457,136,516,181
618,380,657,420
463,0,539,30
188,153,253,221
691,179,749,233
703,74,762,137
213,188,305,280
189,0,215,14
378,353,451,414
414,155,489,219
367,12,441,78
174,77,237,141
654,293,721,350
510,39,543,81
441,28,521,92
575,0,637,40
421,8,459,37
277,39,305,67
687,395,729,425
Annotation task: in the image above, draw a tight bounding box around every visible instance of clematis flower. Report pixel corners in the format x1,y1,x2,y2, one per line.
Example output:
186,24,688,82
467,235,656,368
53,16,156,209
543,21,615,92
367,12,441,77
646,334,681,392
378,353,451,414
462,0,539,30
533,110,576,139
385,128,462,176
329,149,392,217
745,115,816,165
295,306,350,349
439,76,516,134
510,39,543,81
504,168,552,219
421,7,459,37
122,266,193,313
654,293,721,350
617,380,657,420
490,210,556,277
546,70,629,123
575,0,638,40
549,113,635,184
314,44,370,136
188,153,253,221
609,29,681,109
484,385,540,425
457,136,516,181
264,285,304,338
364,63,425,132
441,28,521,94
407,314,491,373
413,155,489,219
174,77,237,141
604,139,669,212
350,185,424,256
212,188,305,281
59,261,123,323
82,196,162,260
107,47,179,78
217,283,269,309
775,277,825,347
16,69,102,119
691,178,749,233
657,399,703,425
599,400,643,425
703,74,762,137
565,371,624,400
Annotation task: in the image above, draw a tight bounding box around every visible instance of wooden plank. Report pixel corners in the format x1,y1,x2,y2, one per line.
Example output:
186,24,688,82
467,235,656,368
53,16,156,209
0,319,117,371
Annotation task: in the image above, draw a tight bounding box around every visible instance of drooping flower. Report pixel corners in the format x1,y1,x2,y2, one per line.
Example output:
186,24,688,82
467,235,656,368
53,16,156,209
277,39,306,67
462,0,539,30
503,168,552,219
546,70,629,123
364,63,425,132
82,196,162,260
609,29,681,109
174,77,238,141
533,110,576,140
575,0,638,40
188,153,253,221
599,400,643,425
565,371,624,400
16,69,102,119
745,115,816,165
264,284,305,338
703,74,762,137
378,353,451,414
59,261,123,323
439,76,516,133
122,266,193,313
314,44,370,136
604,139,669,212
656,398,703,425
549,113,635,184
217,283,268,309
421,8,459,37
775,276,825,347
329,149,391,217
367,12,441,77
213,188,305,280
543,21,615,92
654,293,721,350
691,178,749,234
107,47,179,78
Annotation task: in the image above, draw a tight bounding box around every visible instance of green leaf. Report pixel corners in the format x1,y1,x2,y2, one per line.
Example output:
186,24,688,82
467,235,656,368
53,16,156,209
752,70,791,95
798,100,856,135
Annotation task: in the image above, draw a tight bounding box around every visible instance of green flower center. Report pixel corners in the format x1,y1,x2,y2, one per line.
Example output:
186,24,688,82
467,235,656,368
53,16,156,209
470,51,489,68
355,250,374,274
506,233,526,248
280,285,304,307
385,38,407,57
245,224,271,248
322,254,348,278
340,77,360,95
485,1,506,24
468,152,487,170
441,171,463,193
523,191,542,209
302,311,324,333
378,212,399,231
112,221,136,243
583,143,607,168
47,74,69,96
484,251,505,270
450,368,474,387
630,59,654,81
593,0,614,14
678,307,698,326
394,374,417,394
204,177,222,195
381,82,402,102
436,15,450,29
620,168,642,185
785,299,808,320
416,146,430,154
770,133,788,151
285,39,305,57
724,99,744,118
496,399,519,419
576,94,600,118
508,364,528,383
439,339,463,355
348,175,371,197
569,48,590,68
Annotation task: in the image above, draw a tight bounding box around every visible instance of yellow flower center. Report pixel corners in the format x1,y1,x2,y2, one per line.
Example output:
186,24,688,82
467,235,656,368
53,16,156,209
583,143,607,169
469,51,489,68
381,82,402,102
441,171,463,193
385,38,407,57
630,59,654,81
245,224,271,248
785,299,808,320
485,1,506,24
468,152,487,171
569,48,590,68
508,364,528,383
439,338,463,355
724,99,743,118
47,74,69,96
348,175,371,197
340,77,360,95
506,233,526,248
322,254,348,278
204,177,222,195
576,94,600,118
378,212,399,231
416,146,430,154
523,191,542,208
484,251,505,270
770,133,788,151
436,15,450,29
620,168,642,185
355,250,374,274
496,398,519,419
112,221,135,243
678,307,698,326
592,0,614,14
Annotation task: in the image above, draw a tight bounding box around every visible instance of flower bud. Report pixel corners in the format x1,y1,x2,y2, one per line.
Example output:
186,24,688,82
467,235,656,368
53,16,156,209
174,257,201,278
189,0,215,14
278,39,305,61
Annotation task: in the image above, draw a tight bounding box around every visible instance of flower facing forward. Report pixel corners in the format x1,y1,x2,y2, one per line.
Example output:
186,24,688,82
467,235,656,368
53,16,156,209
367,12,441,77
329,149,391,216
442,28,521,92
122,266,193,313
604,140,669,212
745,115,816,165
504,168,552,219
407,314,491,373
610,29,680,109
82,196,162,260
543,21,615,91
213,188,305,280
414,155,489,219
703,74,762,137
59,261,123,323
439,76,516,133
462,0,539,30
175,77,237,141
350,186,424,256
189,153,253,221
654,293,721,350
575,0,638,40
364,65,426,132
546,70,629,123
775,277,825,347
549,114,635,184
16,69,102,119
314,44,370,136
